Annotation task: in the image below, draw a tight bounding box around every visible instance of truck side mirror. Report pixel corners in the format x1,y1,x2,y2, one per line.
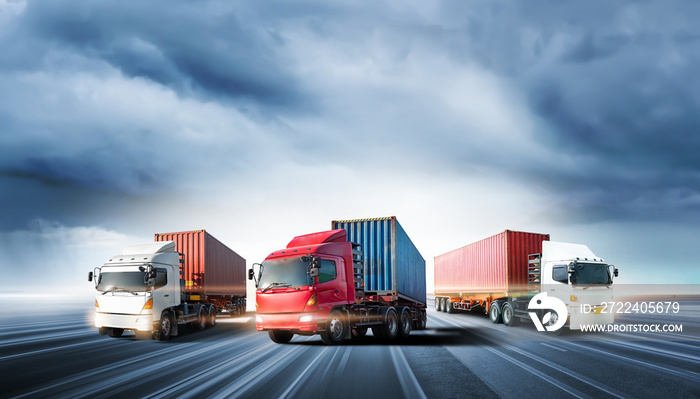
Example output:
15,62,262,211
88,271,93,282
248,269,254,280
614,268,619,277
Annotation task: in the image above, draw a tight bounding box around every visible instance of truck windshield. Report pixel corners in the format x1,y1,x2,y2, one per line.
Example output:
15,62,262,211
97,271,148,292
570,263,612,285
259,257,310,291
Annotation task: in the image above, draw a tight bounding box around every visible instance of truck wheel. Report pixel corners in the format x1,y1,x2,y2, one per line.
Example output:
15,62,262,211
398,308,412,338
268,330,294,344
435,297,441,311
108,328,124,338
206,305,216,328
378,308,398,339
321,309,347,345
414,309,427,330
352,326,368,338
445,300,454,314
437,298,444,312
154,312,172,341
489,302,502,324
195,306,207,330
502,302,519,327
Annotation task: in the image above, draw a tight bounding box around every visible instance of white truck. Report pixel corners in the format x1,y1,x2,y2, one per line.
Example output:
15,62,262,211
88,230,246,340
434,230,619,333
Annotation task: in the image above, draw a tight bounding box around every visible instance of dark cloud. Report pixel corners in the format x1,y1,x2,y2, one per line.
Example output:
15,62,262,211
5,0,306,108
1,0,699,232
429,1,700,224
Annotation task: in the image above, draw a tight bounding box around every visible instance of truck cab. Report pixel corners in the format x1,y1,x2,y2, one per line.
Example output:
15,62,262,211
250,229,356,344
89,241,181,339
536,241,618,330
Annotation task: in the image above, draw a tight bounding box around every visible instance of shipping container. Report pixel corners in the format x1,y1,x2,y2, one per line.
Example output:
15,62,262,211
332,216,426,304
434,230,550,296
155,230,246,297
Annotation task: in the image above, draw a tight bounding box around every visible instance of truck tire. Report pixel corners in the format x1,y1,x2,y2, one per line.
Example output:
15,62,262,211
398,307,412,338
435,297,441,311
502,302,518,327
195,306,207,331
378,307,399,339
206,305,216,328
268,330,294,344
321,309,347,345
108,328,124,338
154,311,172,341
437,297,444,312
445,300,454,314
414,309,427,330
352,326,368,338
489,302,502,324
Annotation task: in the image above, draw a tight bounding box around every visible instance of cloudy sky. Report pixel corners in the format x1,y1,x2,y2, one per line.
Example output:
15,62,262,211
1,0,698,297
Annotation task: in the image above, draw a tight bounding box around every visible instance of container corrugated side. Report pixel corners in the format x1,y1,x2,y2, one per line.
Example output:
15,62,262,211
434,230,549,295
154,230,246,297
332,216,426,303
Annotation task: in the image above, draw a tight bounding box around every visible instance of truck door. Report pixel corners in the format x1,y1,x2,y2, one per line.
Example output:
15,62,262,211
316,257,347,309
151,266,177,315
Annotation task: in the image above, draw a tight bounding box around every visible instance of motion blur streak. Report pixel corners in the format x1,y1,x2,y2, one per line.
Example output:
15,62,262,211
1,298,699,398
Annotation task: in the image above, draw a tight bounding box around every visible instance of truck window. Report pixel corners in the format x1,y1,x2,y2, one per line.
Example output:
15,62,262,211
154,268,167,289
318,260,337,283
552,265,568,284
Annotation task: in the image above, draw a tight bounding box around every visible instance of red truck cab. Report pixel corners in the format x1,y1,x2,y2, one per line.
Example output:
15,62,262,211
250,229,357,344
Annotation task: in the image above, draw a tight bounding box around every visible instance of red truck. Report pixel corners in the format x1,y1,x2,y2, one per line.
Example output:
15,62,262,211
250,217,427,345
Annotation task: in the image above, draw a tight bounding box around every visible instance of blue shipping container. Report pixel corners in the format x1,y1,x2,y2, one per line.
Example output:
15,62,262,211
331,216,426,304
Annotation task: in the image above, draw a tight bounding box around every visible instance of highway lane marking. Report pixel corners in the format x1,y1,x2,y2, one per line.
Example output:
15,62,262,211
540,343,568,352
565,340,700,384
333,345,352,379
0,339,96,361
390,346,428,399
590,339,700,364
145,336,278,399
13,342,194,399
431,313,625,399
278,346,331,399
0,329,96,347
66,335,260,399
209,336,317,399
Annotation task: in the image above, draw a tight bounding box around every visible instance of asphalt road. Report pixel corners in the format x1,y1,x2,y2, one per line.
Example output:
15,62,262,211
1,298,699,399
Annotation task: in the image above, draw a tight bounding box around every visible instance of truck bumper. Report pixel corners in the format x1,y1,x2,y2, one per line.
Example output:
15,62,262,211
568,307,614,330
95,312,153,332
255,313,318,332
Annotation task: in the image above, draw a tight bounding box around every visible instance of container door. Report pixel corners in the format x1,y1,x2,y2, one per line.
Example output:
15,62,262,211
316,256,347,309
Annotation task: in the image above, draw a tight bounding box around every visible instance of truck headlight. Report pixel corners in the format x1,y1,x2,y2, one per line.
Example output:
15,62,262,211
255,315,263,324
299,315,313,322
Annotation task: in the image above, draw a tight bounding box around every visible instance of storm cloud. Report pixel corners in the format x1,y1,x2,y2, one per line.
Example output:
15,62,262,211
1,0,698,288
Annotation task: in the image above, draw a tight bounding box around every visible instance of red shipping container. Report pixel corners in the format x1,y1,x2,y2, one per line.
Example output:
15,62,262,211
434,230,550,296
155,230,246,297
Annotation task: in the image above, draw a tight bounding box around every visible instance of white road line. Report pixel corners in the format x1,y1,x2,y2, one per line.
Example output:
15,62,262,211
540,342,568,352
432,313,597,399
279,347,330,399
566,340,700,384
389,346,428,399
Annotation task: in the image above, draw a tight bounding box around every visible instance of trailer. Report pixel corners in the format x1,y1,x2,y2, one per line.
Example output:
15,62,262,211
434,230,619,332
89,229,246,341
251,216,427,345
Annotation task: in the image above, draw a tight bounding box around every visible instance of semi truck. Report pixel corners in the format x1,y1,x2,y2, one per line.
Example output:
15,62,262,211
88,229,246,341
250,216,427,345
434,230,619,333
